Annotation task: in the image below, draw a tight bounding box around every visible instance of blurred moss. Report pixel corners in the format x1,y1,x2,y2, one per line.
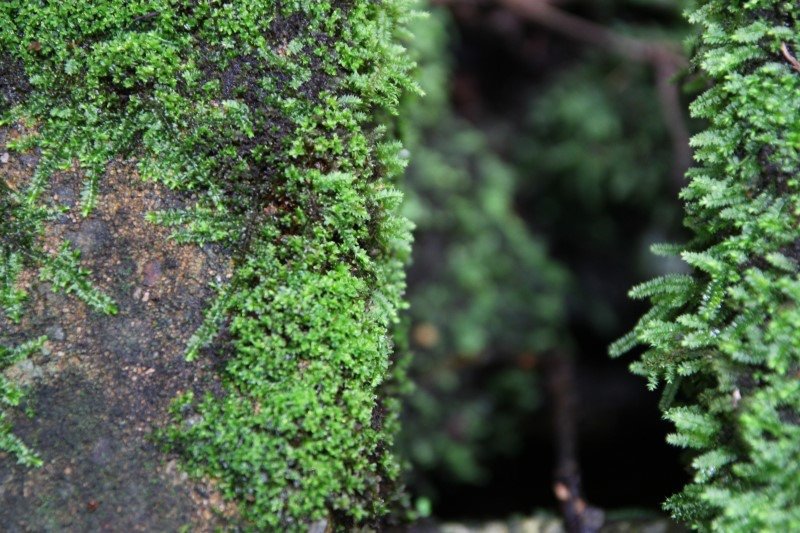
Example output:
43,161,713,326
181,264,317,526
511,2,690,336
399,0,689,505
399,8,568,491
520,62,672,209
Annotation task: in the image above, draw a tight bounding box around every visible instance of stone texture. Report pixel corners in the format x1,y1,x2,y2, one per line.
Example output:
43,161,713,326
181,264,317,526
1,125,236,531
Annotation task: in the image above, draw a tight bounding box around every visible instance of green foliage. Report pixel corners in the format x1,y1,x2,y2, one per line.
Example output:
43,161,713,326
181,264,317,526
39,243,118,315
616,1,800,530
0,181,39,322
0,248,26,324
399,9,567,487
520,62,674,209
1,176,116,465
0,336,46,468
2,0,417,528
514,30,688,335
0,183,44,466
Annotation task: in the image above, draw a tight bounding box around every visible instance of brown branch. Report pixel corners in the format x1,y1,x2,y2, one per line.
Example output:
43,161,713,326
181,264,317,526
503,0,690,192
500,0,685,65
437,0,692,193
654,59,693,192
781,42,800,72
546,355,604,533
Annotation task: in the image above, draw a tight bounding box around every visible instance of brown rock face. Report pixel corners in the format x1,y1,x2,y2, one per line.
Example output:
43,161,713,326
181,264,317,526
1,125,237,531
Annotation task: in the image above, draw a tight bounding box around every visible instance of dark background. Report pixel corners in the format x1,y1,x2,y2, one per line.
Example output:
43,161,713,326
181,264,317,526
400,0,695,521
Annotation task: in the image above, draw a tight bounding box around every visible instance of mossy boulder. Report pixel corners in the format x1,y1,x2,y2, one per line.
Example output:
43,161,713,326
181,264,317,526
1,1,417,529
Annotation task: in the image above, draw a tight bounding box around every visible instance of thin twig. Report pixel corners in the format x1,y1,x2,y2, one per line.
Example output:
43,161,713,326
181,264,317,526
500,0,685,65
547,355,604,533
133,11,160,23
654,59,693,190
502,0,690,192
781,42,800,72
437,0,692,193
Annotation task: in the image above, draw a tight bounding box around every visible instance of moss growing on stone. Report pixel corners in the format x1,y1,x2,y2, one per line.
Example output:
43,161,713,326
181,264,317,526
1,0,417,529
1,136,117,466
614,1,800,530
0,335,45,467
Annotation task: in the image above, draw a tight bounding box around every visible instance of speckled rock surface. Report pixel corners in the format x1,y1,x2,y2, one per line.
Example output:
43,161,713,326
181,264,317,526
0,124,237,531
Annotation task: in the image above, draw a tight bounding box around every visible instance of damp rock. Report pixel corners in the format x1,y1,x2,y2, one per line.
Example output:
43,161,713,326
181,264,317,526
45,325,66,342
4,359,44,387
66,218,112,257
90,437,114,466
142,260,162,287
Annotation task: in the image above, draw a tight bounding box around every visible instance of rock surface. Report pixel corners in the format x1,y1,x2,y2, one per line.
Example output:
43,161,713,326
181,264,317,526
0,124,236,531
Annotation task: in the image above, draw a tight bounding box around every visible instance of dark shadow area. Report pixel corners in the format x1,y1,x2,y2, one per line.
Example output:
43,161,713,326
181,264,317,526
401,0,692,523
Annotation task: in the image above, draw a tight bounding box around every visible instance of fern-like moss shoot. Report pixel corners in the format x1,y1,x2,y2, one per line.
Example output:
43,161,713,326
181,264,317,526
615,2,800,530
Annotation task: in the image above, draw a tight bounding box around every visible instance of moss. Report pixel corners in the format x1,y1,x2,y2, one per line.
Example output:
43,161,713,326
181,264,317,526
614,1,800,530
0,336,46,467
1,148,116,467
1,0,417,529
397,8,567,487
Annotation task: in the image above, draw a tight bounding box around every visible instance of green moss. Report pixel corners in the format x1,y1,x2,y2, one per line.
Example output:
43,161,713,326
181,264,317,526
2,0,417,529
398,8,568,487
1,155,116,466
0,336,46,467
614,1,800,530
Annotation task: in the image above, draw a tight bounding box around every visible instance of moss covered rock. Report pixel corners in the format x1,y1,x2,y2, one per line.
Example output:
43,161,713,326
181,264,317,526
616,1,800,530
1,1,417,529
